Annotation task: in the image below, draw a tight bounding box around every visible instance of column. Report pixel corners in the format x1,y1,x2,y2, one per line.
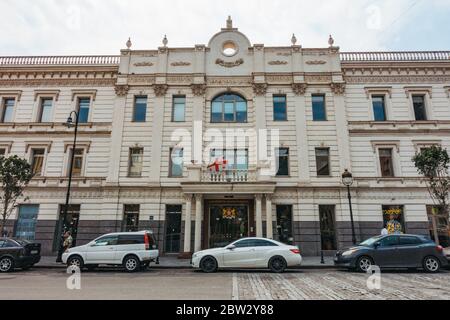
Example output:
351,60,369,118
265,195,273,239
194,194,203,252
183,194,192,253
255,194,263,237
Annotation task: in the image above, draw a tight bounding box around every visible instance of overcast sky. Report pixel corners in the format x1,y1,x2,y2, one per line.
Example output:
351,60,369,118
1,0,449,56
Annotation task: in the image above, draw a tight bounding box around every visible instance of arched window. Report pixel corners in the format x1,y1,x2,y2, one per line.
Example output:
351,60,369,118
211,93,247,123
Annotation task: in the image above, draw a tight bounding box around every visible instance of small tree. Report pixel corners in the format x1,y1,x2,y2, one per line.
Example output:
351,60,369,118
412,145,450,220
0,155,33,236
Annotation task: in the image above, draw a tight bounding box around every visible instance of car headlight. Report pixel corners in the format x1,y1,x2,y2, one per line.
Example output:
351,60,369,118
342,249,358,257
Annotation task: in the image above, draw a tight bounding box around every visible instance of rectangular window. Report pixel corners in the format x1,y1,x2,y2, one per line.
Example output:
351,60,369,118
319,205,337,250
312,95,326,121
15,205,39,241
412,95,427,121
0,148,6,156
379,148,394,177
172,96,185,122
2,98,15,123
382,205,405,234
128,147,143,177
39,98,53,122
276,205,293,244
209,149,248,171
276,148,289,176
70,148,84,177
315,148,330,176
133,96,147,122
273,95,287,121
169,148,184,177
77,98,90,123
31,149,45,177
372,95,386,121
122,204,140,232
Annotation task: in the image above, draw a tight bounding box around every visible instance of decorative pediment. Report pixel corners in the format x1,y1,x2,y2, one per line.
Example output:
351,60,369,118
0,90,22,101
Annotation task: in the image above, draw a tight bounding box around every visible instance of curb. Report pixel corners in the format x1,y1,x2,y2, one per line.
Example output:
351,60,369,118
33,264,339,270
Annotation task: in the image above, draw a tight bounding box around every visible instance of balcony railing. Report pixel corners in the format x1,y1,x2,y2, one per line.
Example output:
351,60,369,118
0,55,120,66
340,51,450,62
202,168,257,182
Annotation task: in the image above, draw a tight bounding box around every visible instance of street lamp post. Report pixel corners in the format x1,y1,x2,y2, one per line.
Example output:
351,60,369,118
342,169,357,245
56,111,80,262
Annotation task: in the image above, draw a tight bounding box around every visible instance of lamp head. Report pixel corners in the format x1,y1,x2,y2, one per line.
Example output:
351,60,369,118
342,169,353,186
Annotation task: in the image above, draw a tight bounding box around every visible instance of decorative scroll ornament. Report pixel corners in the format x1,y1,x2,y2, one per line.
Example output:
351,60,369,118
114,84,129,96
306,60,327,65
191,84,207,96
268,60,288,65
330,82,346,95
252,83,268,96
153,84,168,97
171,61,191,67
222,207,237,220
133,62,154,67
292,83,307,95
215,58,244,68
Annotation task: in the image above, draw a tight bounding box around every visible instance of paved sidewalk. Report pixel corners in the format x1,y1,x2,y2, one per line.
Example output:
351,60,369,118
36,255,336,269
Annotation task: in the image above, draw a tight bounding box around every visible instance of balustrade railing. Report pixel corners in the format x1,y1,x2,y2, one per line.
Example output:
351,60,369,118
340,51,450,62
202,168,256,182
0,55,120,66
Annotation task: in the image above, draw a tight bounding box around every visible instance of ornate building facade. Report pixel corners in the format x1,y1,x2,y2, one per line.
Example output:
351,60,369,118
1,18,449,255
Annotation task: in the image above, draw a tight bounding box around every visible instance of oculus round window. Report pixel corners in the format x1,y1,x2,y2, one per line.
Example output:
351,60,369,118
222,41,238,57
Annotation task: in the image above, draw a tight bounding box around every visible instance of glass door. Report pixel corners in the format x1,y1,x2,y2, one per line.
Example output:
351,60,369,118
209,205,248,248
165,205,182,253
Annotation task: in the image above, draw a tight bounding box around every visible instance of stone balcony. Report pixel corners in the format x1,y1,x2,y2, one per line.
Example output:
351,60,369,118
201,168,257,182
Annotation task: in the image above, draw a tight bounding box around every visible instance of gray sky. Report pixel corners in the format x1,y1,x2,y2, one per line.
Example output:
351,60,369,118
1,0,449,56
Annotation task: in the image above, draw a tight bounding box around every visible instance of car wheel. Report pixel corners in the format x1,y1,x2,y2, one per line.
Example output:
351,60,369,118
0,257,14,273
67,255,84,269
356,256,373,273
200,256,218,273
123,255,140,273
269,256,287,273
423,256,441,273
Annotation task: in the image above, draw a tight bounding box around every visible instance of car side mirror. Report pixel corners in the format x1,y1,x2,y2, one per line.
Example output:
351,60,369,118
373,242,380,249
226,244,236,250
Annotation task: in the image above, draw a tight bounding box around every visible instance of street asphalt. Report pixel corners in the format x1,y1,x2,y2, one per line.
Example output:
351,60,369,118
0,267,449,300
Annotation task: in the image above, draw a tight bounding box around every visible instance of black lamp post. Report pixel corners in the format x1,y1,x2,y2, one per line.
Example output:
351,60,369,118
56,111,80,262
342,169,357,245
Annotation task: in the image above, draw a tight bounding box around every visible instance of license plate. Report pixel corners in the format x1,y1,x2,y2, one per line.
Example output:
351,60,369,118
31,250,39,255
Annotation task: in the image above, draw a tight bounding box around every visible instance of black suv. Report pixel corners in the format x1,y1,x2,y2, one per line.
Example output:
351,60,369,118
0,238,41,272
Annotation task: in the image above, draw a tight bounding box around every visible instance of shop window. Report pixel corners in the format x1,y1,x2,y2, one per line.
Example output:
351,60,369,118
122,204,140,232
382,205,405,234
276,205,293,244
427,205,449,247
14,205,39,241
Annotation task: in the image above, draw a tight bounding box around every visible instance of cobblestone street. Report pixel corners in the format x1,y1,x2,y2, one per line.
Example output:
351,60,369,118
233,270,450,300
1,268,449,300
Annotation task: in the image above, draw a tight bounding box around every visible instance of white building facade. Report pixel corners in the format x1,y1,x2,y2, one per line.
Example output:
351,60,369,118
1,19,449,255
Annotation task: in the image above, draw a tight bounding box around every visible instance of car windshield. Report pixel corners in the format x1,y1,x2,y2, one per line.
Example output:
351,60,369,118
13,239,30,246
359,236,383,247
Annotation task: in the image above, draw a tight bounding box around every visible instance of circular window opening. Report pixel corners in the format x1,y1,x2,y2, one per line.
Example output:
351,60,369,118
222,41,238,57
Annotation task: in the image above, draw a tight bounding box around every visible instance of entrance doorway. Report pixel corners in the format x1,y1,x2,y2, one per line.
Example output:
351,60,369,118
165,205,182,253
53,204,80,252
208,203,250,248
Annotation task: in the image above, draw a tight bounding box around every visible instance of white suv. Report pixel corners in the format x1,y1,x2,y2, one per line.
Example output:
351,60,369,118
62,231,159,272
